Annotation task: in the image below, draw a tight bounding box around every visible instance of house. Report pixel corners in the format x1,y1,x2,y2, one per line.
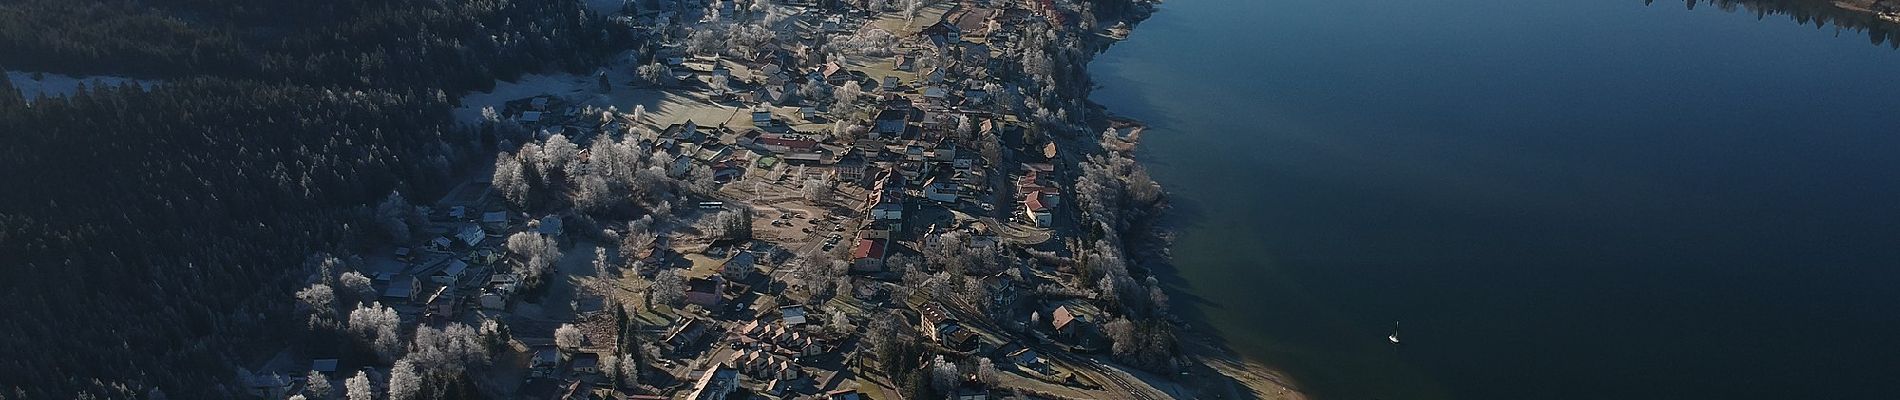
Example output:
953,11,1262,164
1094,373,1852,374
479,290,507,310
240,371,290,399
765,378,794,396
665,317,712,354
894,54,916,71
425,286,457,319
531,347,563,377
570,352,601,375
921,20,960,44
481,211,510,230
1049,305,1089,341
751,108,773,126
432,259,469,285
1022,193,1052,227
721,251,757,280
872,108,909,138
923,176,961,203
310,359,340,377
754,133,820,154
916,302,980,351
817,61,849,85
383,276,420,304
779,304,808,326
455,224,487,247
725,348,802,381
828,389,862,400
922,86,950,103
686,276,726,306
664,120,703,141
537,215,564,237
851,238,886,272
1002,344,1039,366
489,273,522,293
833,152,867,183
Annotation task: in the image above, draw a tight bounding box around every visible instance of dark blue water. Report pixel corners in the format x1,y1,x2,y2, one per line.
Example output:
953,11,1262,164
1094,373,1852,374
1087,0,1900,399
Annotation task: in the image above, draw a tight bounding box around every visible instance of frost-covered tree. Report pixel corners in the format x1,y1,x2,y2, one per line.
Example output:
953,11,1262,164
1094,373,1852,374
903,0,924,22
374,191,414,241
506,232,562,289
929,355,959,393
976,358,999,386
618,353,640,387
555,323,585,350
802,180,829,202
304,370,332,399
494,153,533,209
651,269,686,308
574,173,614,216
539,133,580,179
297,283,338,329
338,271,375,302
702,210,752,241
386,358,420,400
687,28,727,56
348,302,402,361
410,323,489,378
638,63,670,85
726,24,776,58
344,371,372,400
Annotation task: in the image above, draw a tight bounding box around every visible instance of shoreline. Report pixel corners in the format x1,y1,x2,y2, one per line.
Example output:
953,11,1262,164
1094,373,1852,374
1067,4,1311,400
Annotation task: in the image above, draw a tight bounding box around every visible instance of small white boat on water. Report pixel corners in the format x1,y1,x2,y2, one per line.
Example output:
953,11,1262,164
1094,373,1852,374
1388,321,1402,345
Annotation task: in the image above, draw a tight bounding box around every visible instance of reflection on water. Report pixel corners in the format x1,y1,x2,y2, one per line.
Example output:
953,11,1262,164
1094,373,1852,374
1090,0,1900,399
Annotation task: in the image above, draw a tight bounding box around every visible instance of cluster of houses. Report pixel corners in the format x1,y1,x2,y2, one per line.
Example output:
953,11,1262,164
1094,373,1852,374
274,0,1125,397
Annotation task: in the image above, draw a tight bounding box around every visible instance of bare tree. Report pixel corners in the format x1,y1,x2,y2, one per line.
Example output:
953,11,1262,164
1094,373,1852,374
344,371,372,400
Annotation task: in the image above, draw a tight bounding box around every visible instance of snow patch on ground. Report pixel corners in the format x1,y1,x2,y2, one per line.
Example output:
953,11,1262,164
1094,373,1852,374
451,50,758,131
6,71,159,103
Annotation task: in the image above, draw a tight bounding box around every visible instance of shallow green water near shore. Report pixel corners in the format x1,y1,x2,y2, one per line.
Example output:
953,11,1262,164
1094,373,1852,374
1087,0,1900,398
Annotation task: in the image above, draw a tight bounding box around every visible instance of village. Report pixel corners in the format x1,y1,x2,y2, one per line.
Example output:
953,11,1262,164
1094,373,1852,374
250,0,1179,398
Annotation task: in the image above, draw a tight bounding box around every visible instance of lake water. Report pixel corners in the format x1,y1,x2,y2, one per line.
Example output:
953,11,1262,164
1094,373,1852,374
1086,0,1900,398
